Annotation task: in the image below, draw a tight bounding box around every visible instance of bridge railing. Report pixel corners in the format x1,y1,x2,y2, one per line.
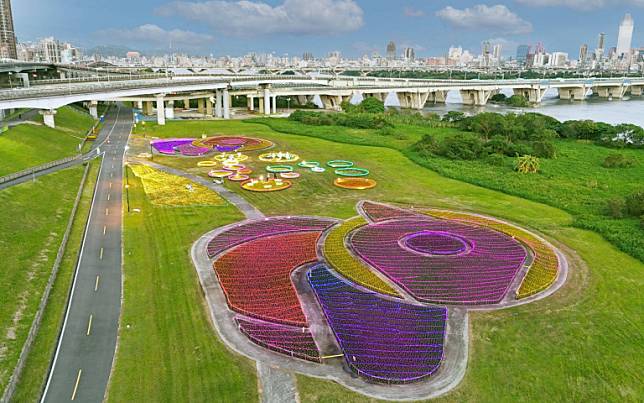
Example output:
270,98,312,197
0,155,83,185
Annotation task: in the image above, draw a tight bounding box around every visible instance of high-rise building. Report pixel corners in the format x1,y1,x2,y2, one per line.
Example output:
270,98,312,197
403,47,415,61
386,41,396,60
579,44,588,64
492,44,502,60
595,32,606,60
616,13,634,58
0,0,17,59
516,45,530,63
41,37,61,63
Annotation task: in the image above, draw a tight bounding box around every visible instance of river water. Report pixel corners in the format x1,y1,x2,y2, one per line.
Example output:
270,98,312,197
419,89,644,126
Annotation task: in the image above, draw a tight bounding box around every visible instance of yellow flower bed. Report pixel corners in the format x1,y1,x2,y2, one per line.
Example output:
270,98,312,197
323,217,399,297
130,165,224,207
424,210,559,299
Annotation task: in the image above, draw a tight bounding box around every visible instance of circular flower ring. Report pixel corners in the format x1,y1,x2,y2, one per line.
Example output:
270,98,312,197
228,174,250,182
223,164,246,172
311,167,326,173
334,177,377,190
335,168,370,177
197,161,217,167
298,161,320,168
280,172,301,179
241,178,292,192
238,168,253,175
266,165,294,173
259,152,300,163
327,160,354,168
208,170,233,178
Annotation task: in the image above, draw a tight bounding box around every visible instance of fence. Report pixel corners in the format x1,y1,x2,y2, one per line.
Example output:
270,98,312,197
0,163,91,403
0,155,83,186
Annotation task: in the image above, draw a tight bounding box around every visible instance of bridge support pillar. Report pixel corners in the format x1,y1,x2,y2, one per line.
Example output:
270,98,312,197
156,96,166,125
206,98,214,116
214,91,223,118
460,89,497,106
259,98,265,114
197,98,206,114
183,99,190,109
143,101,154,116
631,86,643,96
223,89,231,119
559,87,587,101
136,100,143,110
41,109,57,128
272,96,278,114
264,89,271,115
514,88,547,104
89,101,99,119
595,86,627,99
427,91,448,104
165,101,175,120
247,96,254,111
397,92,431,110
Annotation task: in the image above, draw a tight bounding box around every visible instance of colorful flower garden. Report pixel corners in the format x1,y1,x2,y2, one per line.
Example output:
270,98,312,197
202,201,564,386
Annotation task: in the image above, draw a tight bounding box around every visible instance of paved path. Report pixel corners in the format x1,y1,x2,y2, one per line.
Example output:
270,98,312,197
132,159,297,403
41,106,131,403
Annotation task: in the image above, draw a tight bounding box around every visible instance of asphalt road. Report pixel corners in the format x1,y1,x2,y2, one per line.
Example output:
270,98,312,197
41,106,131,403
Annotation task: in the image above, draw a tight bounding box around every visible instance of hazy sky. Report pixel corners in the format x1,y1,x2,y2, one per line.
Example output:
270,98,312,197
11,1,644,57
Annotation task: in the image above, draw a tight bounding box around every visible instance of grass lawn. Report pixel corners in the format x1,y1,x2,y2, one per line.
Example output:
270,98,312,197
106,167,257,402
0,106,95,176
0,166,85,394
131,119,642,402
10,162,99,402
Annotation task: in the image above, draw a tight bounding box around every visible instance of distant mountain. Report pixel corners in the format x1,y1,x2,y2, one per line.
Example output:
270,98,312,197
84,45,139,58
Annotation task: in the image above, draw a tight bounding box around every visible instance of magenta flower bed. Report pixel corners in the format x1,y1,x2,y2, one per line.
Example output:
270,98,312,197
150,138,194,154
207,217,336,258
308,264,447,384
236,317,321,362
349,218,527,305
175,143,210,156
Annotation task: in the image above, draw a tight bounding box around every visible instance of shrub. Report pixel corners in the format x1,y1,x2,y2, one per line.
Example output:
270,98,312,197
438,133,485,160
507,95,530,107
442,111,466,123
532,140,557,158
360,97,385,113
515,155,540,174
412,134,439,157
490,93,508,103
606,198,626,218
485,153,505,166
602,153,636,168
625,190,644,218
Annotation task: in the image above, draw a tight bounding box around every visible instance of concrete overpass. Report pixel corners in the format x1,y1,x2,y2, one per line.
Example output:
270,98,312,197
0,74,642,127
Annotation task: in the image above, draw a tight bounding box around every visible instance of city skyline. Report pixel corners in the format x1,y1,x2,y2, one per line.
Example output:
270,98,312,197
10,0,644,58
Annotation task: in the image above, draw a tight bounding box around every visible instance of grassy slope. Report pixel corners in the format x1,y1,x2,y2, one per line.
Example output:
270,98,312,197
10,162,99,402
106,168,257,402
256,118,644,262
134,120,642,402
0,106,94,176
0,166,85,393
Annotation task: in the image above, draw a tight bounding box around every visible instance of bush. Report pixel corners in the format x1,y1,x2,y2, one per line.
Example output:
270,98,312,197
490,93,508,103
606,198,626,218
485,153,505,166
625,190,644,218
507,95,530,107
438,133,485,160
532,140,557,158
442,111,466,123
360,97,385,113
602,153,636,168
515,155,540,174
412,134,439,157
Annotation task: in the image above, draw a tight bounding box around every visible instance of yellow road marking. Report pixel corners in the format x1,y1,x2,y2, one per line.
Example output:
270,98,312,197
71,369,82,400
109,182,112,189
105,208,109,216
321,354,344,359
95,275,100,291
86,315,93,336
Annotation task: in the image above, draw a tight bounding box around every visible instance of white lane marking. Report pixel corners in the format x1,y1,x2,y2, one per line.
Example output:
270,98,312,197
86,315,93,336
105,208,109,216
103,225,106,235
107,193,111,201
95,275,100,291
71,369,82,400
99,248,104,260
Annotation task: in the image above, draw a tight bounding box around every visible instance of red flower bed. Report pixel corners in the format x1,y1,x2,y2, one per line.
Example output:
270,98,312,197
214,231,321,326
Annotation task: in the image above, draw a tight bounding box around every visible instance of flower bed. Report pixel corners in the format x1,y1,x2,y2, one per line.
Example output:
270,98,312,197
322,218,399,297
236,317,321,363
213,232,322,326
150,138,194,155
359,201,422,222
193,136,273,152
349,217,527,305
307,264,447,384
425,210,560,299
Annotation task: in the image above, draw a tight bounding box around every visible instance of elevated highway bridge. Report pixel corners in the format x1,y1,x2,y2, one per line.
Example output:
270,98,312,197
0,72,641,127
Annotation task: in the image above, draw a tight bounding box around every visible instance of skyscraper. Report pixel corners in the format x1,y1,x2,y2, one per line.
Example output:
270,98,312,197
403,47,415,61
616,13,634,58
516,45,530,64
596,33,606,60
386,41,396,60
0,0,17,59
579,44,588,64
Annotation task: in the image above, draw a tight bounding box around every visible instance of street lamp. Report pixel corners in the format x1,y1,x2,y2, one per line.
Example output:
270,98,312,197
286,97,291,113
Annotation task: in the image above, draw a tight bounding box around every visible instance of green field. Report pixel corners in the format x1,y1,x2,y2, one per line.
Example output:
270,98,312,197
0,106,94,176
10,162,99,402
127,119,642,402
0,166,85,394
106,167,257,402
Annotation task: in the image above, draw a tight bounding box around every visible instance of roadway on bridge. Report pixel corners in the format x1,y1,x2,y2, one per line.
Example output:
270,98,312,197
41,106,131,403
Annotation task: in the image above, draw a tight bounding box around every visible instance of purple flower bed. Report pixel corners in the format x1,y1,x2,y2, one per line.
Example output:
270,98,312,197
150,138,194,155
236,317,321,362
207,217,336,258
349,218,527,305
175,143,211,156
308,264,447,384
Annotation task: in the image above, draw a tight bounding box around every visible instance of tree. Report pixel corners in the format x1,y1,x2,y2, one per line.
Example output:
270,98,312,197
442,111,466,123
515,155,540,174
359,97,385,113
468,113,506,140
438,133,484,160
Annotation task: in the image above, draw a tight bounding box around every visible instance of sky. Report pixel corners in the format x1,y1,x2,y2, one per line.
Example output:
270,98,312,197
11,0,644,58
